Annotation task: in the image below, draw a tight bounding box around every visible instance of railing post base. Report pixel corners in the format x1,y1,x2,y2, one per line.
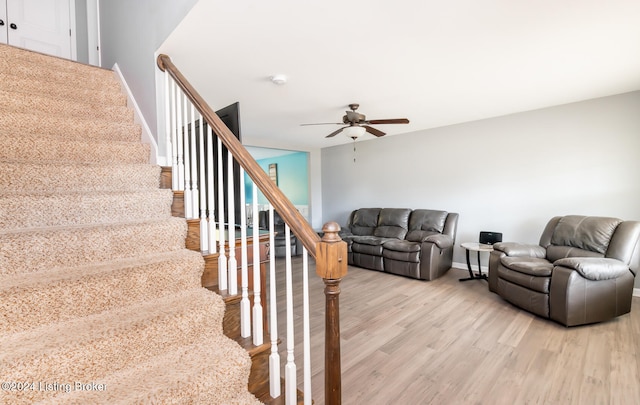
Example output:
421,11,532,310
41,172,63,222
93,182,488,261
316,222,347,405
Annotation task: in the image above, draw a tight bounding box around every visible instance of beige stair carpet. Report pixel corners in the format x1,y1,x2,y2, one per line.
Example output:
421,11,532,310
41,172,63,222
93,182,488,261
0,43,260,404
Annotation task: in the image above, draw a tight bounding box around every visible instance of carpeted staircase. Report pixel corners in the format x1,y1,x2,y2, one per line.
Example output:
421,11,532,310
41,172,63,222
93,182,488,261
0,44,260,404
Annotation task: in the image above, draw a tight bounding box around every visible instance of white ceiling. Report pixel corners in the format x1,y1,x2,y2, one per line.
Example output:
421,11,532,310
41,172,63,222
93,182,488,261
158,0,640,151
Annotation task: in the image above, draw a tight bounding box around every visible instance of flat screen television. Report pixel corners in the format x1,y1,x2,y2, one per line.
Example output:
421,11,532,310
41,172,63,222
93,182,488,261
185,102,242,226
215,102,242,226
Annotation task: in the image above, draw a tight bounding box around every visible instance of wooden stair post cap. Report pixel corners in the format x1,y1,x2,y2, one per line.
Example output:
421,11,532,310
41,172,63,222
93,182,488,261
316,222,348,279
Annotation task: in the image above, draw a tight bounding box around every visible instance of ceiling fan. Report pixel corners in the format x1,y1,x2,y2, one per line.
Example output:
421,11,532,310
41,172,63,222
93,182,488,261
301,103,409,139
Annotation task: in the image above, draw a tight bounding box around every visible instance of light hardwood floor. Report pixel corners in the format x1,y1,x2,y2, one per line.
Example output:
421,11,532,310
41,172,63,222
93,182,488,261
274,256,640,405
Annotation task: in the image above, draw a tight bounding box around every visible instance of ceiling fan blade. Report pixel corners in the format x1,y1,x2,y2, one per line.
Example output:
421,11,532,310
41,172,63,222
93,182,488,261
363,125,386,137
366,118,410,125
326,127,346,138
300,122,343,126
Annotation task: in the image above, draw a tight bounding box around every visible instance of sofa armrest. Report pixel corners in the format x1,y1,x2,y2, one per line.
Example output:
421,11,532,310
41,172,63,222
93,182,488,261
423,234,453,249
493,242,546,258
554,257,630,281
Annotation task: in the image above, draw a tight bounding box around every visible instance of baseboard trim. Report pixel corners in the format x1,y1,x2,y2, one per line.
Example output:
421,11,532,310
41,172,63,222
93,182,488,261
455,261,640,297
452,261,482,272
452,261,468,271
112,63,158,165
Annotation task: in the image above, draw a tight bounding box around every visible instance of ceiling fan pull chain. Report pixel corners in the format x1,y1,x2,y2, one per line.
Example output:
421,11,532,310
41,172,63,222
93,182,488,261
353,139,357,163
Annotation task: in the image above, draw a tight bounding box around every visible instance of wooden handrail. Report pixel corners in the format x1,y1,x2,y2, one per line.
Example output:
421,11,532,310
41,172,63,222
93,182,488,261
157,54,320,258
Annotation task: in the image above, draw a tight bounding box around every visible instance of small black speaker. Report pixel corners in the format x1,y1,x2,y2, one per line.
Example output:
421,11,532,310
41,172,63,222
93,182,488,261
479,231,502,245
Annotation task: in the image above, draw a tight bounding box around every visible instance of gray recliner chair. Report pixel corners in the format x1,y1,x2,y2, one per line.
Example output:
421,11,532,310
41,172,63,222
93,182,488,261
488,215,640,326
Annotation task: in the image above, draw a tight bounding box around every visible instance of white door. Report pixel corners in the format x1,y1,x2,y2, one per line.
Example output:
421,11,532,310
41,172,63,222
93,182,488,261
5,0,71,59
0,2,7,44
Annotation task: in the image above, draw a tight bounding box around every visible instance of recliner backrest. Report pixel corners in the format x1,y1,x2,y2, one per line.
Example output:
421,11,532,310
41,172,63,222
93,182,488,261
405,209,448,242
349,208,381,236
545,215,623,262
373,208,411,239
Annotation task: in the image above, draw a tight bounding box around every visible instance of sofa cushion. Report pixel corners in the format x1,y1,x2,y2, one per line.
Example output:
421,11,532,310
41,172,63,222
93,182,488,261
493,242,547,258
350,208,381,236
550,215,622,255
351,235,389,246
500,257,554,277
373,208,411,239
352,240,386,256
383,239,421,252
546,245,603,263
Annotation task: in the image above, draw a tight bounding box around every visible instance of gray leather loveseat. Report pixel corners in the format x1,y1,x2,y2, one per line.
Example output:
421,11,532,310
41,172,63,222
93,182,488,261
488,215,640,326
339,208,459,280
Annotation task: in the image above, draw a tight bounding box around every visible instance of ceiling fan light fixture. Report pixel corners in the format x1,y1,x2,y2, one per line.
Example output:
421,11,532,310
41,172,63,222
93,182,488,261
344,126,366,139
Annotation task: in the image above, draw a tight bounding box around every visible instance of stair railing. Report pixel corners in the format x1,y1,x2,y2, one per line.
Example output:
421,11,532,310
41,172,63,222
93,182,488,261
158,54,347,405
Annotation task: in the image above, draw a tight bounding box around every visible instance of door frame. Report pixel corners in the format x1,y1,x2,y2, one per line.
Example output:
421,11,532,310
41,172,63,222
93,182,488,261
69,0,77,61
86,0,100,66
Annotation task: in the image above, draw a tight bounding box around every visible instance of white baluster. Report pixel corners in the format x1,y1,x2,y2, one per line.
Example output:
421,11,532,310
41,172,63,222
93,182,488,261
217,137,227,290
182,95,192,218
239,168,251,337
302,248,311,405
269,204,281,398
252,187,263,346
227,151,237,295
190,104,199,222
175,89,184,192
284,224,296,404
197,113,207,251
206,124,216,254
163,72,172,169
169,79,179,190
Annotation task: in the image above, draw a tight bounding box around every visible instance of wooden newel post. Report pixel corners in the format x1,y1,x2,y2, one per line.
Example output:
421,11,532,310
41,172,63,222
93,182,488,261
316,221,348,405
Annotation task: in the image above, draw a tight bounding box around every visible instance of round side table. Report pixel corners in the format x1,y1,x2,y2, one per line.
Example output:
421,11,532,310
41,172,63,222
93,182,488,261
459,242,493,282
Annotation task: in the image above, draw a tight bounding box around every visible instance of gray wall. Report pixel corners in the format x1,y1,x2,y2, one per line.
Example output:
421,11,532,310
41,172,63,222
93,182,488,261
75,0,88,63
321,91,640,287
99,0,198,137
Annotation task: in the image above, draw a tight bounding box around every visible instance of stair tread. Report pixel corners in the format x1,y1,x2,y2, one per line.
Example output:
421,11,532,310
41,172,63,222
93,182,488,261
0,188,173,230
0,54,119,91
0,44,116,78
1,288,224,358
0,111,141,142
0,71,127,105
0,135,150,165
1,250,204,334
60,336,260,404
0,89,133,121
0,289,259,404
0,217,189,274
0,161,161,194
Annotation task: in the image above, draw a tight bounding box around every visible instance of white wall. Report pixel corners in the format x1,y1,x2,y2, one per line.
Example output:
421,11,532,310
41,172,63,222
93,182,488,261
321,91,640,287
